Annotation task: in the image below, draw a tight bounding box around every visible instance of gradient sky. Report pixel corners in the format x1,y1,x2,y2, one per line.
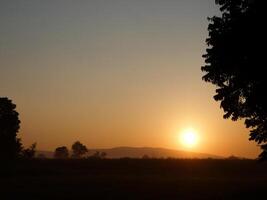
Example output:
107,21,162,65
0,0,260,158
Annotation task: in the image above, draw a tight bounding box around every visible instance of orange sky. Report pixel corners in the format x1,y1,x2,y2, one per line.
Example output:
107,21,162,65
0,0,260,158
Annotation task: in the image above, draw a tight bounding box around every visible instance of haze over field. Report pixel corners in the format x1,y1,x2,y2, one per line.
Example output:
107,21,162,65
0,0,260,158
37,146,223,159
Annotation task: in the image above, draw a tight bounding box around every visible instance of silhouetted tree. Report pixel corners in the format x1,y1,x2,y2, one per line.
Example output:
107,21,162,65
71,141,88,158
89,151,107,159
22,143,37,159
0,97,22,159
202,0,266,159
54,146,69,159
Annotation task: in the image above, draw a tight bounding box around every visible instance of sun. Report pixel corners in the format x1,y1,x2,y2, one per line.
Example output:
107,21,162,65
180,128,198,148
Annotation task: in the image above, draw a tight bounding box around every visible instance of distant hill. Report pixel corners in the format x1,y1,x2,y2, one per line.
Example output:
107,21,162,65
37,147,222,159
91,147,222,159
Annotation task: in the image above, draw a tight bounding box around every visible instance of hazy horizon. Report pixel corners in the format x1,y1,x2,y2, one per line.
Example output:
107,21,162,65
0,0,260,158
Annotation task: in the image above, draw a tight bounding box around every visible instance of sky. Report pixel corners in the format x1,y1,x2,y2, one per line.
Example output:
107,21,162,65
0,0,260,158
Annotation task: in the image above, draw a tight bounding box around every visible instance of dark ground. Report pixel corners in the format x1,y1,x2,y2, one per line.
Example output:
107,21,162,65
1,159,267,199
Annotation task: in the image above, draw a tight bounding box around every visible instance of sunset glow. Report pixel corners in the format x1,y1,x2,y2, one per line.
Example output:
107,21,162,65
1,1,265,199
0,0,260,158
180,128,198,148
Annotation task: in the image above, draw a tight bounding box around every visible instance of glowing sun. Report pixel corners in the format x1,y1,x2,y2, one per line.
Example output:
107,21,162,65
180,128,198,148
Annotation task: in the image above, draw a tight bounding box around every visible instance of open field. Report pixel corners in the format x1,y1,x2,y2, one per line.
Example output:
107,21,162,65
2,159,267,199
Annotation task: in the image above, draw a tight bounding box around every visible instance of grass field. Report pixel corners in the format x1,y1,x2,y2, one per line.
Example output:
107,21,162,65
2,159,267,199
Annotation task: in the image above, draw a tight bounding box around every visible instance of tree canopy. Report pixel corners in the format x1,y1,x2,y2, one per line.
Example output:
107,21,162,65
202,0,266,159
72,141,88,158
22,143,37,159
54,146,69,159
0,97,22,159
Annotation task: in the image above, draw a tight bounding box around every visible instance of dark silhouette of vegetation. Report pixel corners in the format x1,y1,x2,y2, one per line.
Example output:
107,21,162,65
202,0,266,159
0,97,22,159
21,143,37,159
4,159,267,199
89,151,107,159
71,141,88,158
54,146,69,159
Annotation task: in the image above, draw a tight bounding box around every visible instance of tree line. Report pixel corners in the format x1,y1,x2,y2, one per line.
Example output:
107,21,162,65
54,141,107,159
0,97,106,160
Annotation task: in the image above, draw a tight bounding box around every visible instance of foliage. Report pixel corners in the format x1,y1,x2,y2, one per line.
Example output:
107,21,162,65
259,144,267,161
202,0,266,158
21,143,37,159
0,97,21,159
71,141,88,158
54,146,69,159
88,151,107,159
